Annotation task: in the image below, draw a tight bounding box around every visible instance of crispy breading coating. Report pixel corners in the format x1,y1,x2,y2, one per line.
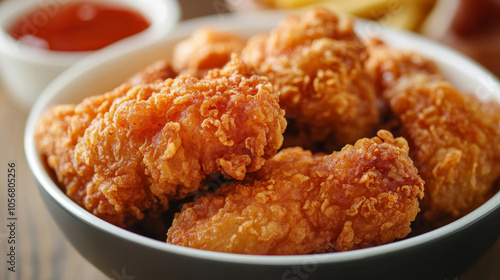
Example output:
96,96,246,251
35,61,177,210
364,38,443,92
126,60,177,85
172,27,246,76
167,130,424,255
366,40,500,224
35,56,286,227
241,8,379,150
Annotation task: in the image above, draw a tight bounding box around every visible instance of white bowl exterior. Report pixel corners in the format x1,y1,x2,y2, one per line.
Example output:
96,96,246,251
24,12,500,280
0,0,180,109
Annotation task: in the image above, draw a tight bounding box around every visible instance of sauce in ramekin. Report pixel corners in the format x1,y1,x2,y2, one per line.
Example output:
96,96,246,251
8,2,150,51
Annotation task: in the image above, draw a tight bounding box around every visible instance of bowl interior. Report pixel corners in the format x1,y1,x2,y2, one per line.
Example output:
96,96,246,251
25,11,500,266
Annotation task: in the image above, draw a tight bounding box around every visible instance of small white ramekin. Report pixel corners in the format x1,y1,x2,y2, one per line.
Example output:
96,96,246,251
0,0,180,109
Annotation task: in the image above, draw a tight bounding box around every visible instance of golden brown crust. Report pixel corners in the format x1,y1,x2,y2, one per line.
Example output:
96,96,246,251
35,55,286,227
389,75,500,223
35,85,132,205
35,7,500,249
242,8,379,150
366,40,500,224
126,60,177,85
167,130,424,255
364,37,443,91
172,27,246,76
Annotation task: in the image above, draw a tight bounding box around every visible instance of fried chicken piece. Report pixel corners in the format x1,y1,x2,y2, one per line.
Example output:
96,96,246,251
126,60,177,85
35,61,179,208
241,8,379,150
366,40,500,224
172,27,246,77
364,38,443,92
364,37,444,133
35,86,137,207
167,130,424,255
35,55,286,227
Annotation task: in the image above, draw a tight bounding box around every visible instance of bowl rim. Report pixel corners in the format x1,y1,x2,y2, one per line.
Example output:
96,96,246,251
24,11,500,266
0,0,180,65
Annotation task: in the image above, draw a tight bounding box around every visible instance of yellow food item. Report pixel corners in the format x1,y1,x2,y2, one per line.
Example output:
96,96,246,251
260,0,437,31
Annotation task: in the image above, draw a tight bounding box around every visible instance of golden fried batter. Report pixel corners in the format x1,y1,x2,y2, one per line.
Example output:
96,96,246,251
242,8,379,150
167,130,424,255
172,27,246,76
366,40,500,224
126,60,177,85
35,61,177,210
365,38,443,92
36,55,286,227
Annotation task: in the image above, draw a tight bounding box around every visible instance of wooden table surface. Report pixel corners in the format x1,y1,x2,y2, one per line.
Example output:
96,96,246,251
1,1,500,279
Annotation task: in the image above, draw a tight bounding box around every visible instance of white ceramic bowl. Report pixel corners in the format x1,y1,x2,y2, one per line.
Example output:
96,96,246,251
25,12,500,280
0,0,179,109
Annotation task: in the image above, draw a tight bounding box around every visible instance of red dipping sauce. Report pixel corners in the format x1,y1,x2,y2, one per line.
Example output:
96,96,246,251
8,2,150,51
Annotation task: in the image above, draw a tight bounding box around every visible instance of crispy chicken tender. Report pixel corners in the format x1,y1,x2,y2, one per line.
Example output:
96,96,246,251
241,8,379,150
172,27,246,76
366,39,500,224
35,61,178,208
35,55,286,227
167,130,424,255
126,60,177,85
364,38,443,92
35,87,130,205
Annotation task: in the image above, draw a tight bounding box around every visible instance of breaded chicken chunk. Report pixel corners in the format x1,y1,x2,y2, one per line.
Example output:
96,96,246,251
35,61,178,208
126,60,177,85
241,8,379,150
35,55,286,227
366,39,500,224
167,130,424,255
172,27,246,76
